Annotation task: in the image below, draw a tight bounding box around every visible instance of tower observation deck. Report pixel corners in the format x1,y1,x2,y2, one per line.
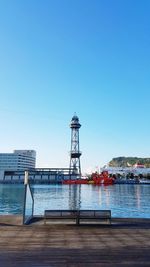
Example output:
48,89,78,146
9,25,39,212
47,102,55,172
69,114,82,177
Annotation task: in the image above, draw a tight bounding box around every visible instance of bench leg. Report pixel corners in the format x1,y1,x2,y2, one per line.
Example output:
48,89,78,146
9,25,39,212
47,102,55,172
76,217,80,225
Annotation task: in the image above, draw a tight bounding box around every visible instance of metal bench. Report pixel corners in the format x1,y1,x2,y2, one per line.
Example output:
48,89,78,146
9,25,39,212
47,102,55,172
44,210,78,225
77,210,111,225
44,209,111,225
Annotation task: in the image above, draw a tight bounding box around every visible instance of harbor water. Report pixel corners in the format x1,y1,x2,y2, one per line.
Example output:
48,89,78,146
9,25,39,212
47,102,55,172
0,184,150,218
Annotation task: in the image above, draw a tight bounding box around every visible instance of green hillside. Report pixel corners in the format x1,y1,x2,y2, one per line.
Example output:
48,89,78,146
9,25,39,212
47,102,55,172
109,157,150,168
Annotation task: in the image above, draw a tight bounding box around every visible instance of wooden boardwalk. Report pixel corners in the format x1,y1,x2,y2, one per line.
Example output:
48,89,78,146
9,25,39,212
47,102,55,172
0,216,150,266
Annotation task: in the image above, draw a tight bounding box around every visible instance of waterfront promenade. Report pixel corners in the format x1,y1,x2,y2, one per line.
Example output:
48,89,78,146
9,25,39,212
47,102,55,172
0,216,150,266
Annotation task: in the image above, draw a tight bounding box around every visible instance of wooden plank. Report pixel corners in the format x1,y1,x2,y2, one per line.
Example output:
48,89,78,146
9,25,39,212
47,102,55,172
0,218,150,266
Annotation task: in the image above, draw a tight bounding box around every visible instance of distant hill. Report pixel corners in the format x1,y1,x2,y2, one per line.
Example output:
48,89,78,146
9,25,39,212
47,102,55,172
109,157,150,168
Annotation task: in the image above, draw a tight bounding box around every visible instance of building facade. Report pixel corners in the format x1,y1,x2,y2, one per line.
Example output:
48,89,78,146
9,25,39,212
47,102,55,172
0,150,36,173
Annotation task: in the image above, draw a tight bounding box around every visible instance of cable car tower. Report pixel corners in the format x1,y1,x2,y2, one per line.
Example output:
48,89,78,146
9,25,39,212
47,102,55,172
69,114,82,177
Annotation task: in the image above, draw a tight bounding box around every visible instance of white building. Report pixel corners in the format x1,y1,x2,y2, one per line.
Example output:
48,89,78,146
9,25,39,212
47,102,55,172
101,165,150,176
0,150,36,177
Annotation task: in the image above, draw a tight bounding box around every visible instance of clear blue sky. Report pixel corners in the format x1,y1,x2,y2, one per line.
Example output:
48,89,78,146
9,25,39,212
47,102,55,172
0,0,150,173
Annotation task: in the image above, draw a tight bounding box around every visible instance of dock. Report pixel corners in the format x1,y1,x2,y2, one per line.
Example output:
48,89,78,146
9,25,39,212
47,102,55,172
0,216,150,266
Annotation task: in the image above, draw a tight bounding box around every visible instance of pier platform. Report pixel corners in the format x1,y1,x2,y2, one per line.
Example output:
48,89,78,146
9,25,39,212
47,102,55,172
0,216,150,266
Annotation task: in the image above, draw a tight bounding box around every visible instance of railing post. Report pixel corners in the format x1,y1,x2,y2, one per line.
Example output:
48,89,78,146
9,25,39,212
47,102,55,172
23,171,27,224
24,170,29,185
23,170,34,225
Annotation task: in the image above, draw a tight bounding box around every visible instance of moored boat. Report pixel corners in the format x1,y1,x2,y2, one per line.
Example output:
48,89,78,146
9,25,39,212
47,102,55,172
62,171,115,185
62,179,88,185
91,171,115,185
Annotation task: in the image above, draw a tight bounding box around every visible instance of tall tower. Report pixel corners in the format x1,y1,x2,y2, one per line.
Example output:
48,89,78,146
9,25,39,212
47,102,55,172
69,114,82,177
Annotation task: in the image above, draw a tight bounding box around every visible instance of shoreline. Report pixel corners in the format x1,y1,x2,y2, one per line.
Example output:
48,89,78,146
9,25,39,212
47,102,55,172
0,180,150,184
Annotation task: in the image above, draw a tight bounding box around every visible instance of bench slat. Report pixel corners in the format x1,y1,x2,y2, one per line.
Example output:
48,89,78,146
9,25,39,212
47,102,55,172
44,209,111,225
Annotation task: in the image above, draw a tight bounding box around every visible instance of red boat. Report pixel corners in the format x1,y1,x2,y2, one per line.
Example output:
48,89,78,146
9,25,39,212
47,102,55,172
63,179,88,185
91,171,114,185
62,171,114,185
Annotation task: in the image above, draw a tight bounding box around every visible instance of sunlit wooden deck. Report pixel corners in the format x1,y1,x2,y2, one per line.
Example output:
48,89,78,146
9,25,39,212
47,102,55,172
0,216,150,266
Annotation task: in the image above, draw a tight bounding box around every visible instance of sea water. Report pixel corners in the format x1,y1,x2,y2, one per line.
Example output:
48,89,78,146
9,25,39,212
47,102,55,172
0,184,24,214
0,184,150,218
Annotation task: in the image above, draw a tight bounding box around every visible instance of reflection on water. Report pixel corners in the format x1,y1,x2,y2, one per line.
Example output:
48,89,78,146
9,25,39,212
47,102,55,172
0,184,150,218
32,184,150,218
32,184,81,213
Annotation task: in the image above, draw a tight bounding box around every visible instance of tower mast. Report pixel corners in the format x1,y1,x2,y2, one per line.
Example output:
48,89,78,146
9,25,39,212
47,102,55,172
69,114,82,177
